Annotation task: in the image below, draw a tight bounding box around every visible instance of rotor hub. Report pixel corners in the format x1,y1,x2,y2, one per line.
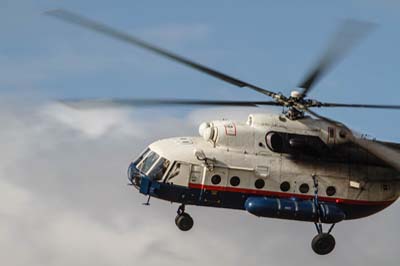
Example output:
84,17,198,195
290,90,302,99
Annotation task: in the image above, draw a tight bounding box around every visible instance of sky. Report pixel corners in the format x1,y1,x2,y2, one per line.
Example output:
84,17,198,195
1,0,400,265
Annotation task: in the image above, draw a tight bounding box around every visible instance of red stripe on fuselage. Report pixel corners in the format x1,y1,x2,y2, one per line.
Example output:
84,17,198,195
188,183,396,206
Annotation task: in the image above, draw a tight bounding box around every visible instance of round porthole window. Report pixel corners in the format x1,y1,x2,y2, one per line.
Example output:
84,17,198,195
299,183,310,194
211,175,221,185
230,176,240,187
280,181,290,192
255,179,265,189
326,186,336,196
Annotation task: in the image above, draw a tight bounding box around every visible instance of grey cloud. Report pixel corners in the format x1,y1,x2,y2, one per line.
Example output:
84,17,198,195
0,100,399,266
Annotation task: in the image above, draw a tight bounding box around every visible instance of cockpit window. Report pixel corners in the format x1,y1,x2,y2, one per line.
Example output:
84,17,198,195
133,148,150,165
137,151,159,173
148,158,170,181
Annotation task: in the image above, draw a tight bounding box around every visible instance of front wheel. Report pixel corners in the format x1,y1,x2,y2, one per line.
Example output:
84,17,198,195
175,213,194,231
311,233,335,255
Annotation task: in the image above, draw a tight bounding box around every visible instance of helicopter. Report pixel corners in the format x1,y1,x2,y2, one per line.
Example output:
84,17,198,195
46,9,400,255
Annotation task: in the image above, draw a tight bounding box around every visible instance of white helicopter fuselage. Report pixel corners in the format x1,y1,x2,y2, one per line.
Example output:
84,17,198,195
129,113,400,222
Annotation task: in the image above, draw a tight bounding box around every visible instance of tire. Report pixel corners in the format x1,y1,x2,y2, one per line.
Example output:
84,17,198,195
175,213,194,231
311,233,336,255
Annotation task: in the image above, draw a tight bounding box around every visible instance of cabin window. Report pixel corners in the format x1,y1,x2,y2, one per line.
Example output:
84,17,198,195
326,186,336,196
230,176,240,187
339,130,347,139
280,181,290,192
299,183,310,193
255,179,265,189
211,175,221,185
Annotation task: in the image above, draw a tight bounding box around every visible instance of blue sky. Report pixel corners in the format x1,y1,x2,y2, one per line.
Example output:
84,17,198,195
1,1,400,265
2,0,400,141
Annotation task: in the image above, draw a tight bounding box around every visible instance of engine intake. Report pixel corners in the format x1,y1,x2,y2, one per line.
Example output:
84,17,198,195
266,132,284,152
265,131,328,156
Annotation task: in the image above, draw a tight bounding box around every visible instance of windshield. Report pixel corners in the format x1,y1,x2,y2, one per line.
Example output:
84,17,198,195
148,157,170,181
133,148,150,165
137,151,160,173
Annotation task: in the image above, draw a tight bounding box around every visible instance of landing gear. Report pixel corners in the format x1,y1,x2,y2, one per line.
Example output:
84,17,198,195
311,222,336,255
311,174,336,255
311,233,336,255
175,205,194,231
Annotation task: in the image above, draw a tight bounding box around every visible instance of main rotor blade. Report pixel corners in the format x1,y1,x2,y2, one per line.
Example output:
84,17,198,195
319,102,400,110
298,19,376,98
45,9,278,98
303,107,346,127
60,98,282,109
304,108,400,172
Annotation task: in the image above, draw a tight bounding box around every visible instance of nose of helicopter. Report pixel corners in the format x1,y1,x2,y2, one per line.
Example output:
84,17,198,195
127,162,141,189
127,162,157,197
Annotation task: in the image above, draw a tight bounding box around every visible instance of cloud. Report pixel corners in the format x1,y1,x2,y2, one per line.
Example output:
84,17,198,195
41,103,141,138
0,100,399,266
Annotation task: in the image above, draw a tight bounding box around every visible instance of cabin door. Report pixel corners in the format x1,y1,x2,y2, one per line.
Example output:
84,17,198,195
199,166,228,205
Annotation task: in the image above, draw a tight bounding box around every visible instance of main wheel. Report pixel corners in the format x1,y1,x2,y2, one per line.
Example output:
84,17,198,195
175,213,194,231
311,233,335,255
